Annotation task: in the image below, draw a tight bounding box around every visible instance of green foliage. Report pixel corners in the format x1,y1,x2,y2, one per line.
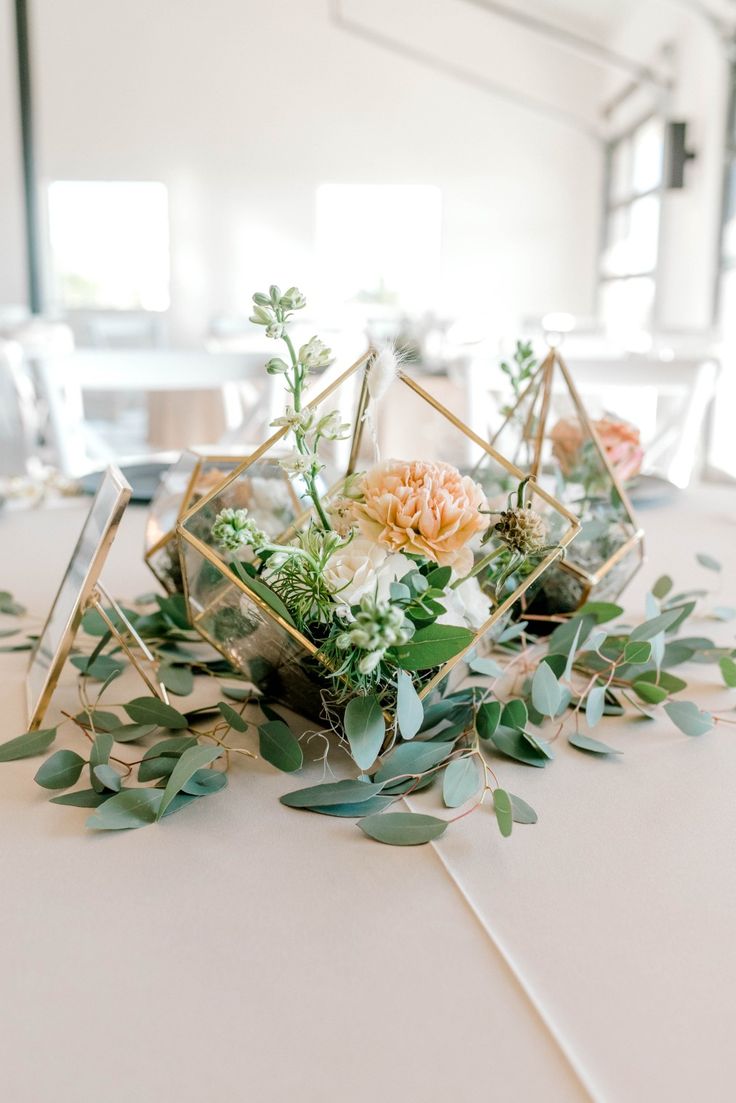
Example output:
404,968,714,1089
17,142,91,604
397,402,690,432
258,721,303,773
357,811,448,846
396,671,424,740
344,695,385,770
493,788,513,837
34,750,86,789
0,727,56,762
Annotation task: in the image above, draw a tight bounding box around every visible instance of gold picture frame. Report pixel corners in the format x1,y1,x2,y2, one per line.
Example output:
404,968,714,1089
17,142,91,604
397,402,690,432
27,465,165,730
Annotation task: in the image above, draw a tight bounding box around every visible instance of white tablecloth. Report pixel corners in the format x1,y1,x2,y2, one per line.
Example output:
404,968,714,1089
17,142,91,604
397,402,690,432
0,485,734,1102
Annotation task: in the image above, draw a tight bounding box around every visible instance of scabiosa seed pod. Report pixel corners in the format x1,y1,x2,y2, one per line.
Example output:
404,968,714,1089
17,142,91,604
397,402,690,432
491,506,547,555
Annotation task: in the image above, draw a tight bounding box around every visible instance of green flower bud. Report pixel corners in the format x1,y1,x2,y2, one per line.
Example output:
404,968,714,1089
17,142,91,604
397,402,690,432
269,285,282,304
358,650,383,675
252,292,271,307
265,357,290,375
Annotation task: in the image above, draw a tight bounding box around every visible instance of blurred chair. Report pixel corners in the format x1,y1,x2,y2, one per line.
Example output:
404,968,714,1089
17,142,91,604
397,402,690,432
36,349,279,476
0,339,39,477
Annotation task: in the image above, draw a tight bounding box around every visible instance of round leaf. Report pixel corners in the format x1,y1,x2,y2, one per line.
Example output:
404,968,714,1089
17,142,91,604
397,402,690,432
34,749,86,790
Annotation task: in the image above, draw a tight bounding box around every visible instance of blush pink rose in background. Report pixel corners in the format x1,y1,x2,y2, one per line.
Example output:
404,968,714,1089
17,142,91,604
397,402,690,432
549,416,644,483
594,417,644,483
353,459,488,576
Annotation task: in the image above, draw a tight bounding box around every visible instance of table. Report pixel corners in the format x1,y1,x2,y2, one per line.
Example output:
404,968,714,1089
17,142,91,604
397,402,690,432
0,485,734,1102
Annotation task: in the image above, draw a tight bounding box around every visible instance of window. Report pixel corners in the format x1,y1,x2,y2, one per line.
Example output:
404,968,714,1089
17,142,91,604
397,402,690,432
47,181,170,311
712,66,736,477
315,184,442,312
599,116,665,337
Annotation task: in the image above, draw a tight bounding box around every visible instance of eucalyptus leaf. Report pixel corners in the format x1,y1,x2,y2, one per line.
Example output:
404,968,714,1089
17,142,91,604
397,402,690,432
442,756,481,808
309,795,395,818
501,699,528,731
258,721,303,773
89,733,113,794
74,709,121,733
493,788,513,837
87,787,162,830
141,736,198,761
234,566,297,627
396,671,424,740
280,779,387,809
222,685,252,701
182,767,228,795
70,654,126,681
158,663,194,697
218,701,249,732
719,656,736,688
137,756,176,782
357,811,448,846
476,700,501,741
652,575,673,599
50,788,110,808
374,741,455,785
490,728,547,767
34,750,86,789
696,552,721,572
664,700,713,737
93,764,122,792
632,680,669,705
111,723,157,744
157,746,224,818
569,733,622,755
508,792,538,825
344,695,385,770
629,607,684,642
393,624,474,671
0,727,56,762
577,602,623,624
123,697,188,730
531,661,562,718
623,640,652,665
468,657,504,677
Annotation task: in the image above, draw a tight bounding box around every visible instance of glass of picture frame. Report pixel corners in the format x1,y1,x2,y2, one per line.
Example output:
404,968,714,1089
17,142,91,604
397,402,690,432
27,465,163,730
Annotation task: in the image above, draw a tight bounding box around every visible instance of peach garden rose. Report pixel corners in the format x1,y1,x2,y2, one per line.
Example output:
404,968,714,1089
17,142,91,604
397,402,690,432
351,459,488,576
549,416,643,483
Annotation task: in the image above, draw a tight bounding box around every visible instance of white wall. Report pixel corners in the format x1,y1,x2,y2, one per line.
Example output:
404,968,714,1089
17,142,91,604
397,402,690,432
0,0,604,344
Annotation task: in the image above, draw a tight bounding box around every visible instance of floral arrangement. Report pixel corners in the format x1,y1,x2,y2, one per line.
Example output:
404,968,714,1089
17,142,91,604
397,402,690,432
3,293,730,847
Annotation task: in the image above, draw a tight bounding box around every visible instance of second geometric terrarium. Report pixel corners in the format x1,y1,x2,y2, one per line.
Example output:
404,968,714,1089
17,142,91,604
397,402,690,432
488,344,645,621
145,446,301,594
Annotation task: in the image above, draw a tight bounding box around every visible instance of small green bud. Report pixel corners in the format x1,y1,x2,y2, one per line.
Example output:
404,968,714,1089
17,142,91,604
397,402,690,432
252,292,271,306
265,357,289,375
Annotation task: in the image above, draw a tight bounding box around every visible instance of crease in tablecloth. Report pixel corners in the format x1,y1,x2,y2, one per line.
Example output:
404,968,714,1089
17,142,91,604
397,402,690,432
402,793,601,1103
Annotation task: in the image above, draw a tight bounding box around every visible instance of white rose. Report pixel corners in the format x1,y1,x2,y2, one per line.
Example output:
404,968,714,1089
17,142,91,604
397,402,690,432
436,576,490,630
324,537,411,613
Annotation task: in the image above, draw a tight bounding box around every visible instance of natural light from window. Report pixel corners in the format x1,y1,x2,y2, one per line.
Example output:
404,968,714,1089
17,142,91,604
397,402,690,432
47,181,170,311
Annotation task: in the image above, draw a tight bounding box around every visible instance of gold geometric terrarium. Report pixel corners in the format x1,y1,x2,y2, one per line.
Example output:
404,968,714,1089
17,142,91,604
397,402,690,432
176,351,582,719
145,446,301,594
489,345,645,622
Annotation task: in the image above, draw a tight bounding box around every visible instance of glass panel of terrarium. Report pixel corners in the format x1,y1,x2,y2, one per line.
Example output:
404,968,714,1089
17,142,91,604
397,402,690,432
145,451,198,552
539,384,637,578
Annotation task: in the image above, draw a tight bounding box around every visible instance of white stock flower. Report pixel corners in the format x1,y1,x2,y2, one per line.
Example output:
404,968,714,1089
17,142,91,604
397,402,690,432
299,336,333,371
270,406,313,434
278,451,312,476
323,537,411,613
